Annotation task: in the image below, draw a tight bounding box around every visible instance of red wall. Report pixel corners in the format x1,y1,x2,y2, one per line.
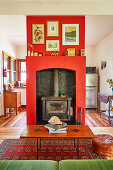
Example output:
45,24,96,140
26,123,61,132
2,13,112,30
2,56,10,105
27,16,85,55
26,55,86,125
26,16,86,125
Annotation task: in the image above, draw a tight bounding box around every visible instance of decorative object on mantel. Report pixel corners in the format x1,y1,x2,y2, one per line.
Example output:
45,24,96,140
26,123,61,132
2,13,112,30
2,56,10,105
106,78,113,95
28,43,34,56
32,24,44,44
64,50,68,56
28,51,30,56
62,24,79,45
51,50,59,56
81,49,85,56
67,48,75,56
75,51,79,56
34,51,38,56
38,52,43,56
47,21,59,37
31,51,34,56
101,61,106,69
46,40,60,51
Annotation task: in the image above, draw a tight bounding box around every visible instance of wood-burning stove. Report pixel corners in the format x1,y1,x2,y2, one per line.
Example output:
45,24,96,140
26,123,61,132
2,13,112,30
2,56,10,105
41,96,72,122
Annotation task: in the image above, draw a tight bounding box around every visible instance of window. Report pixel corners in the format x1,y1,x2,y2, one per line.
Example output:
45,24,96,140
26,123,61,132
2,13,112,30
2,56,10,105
4,54,11,84
21,61,26,85
11,59,16,83
3,51,17,90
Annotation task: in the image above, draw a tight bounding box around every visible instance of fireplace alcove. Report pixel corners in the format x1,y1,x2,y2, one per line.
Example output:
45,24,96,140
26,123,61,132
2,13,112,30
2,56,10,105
36,68,76,124
26,55,86,125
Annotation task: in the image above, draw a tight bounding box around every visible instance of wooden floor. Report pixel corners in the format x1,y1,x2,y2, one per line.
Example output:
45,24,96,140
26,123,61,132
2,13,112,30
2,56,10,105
0,108,112,128
0,108,113,159
0,108,112,141
85,109,113,127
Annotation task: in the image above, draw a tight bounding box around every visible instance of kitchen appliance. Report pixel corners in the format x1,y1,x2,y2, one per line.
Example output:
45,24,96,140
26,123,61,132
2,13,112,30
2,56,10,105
86,67,96,73
86,74,98,108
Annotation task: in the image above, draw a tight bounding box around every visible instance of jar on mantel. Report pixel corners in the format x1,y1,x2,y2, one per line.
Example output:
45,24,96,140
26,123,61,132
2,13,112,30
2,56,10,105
34,52,38,56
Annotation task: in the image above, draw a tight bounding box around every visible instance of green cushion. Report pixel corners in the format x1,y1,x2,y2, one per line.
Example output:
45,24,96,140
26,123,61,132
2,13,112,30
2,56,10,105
59,160,113,170
0,160,58,170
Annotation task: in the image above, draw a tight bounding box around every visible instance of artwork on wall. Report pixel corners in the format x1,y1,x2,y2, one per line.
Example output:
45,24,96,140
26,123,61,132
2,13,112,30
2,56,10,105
32,24,44,44
46,40,60,51
47,21,59,37
62,24,79,45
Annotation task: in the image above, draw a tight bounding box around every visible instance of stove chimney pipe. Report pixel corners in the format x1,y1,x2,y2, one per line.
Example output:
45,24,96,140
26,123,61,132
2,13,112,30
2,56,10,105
54,70,59,97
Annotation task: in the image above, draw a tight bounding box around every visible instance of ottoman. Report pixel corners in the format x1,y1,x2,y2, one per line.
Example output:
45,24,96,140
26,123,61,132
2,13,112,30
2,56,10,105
92,134,113,156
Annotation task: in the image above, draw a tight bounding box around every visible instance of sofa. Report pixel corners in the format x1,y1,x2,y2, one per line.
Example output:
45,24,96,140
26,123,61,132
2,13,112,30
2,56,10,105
0,159,113,170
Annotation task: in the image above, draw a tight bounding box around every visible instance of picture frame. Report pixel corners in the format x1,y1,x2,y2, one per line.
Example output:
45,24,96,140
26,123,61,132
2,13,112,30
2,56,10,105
47,21,59,37
62,24,79,45
46,40,60,51
32,24,44,44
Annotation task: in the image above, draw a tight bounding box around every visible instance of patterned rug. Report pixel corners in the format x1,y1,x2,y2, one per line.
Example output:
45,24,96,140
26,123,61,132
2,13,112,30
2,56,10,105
0,138,106,161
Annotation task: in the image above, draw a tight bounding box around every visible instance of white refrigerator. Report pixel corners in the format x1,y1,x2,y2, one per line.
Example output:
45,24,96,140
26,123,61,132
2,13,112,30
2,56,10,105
86,74,98,108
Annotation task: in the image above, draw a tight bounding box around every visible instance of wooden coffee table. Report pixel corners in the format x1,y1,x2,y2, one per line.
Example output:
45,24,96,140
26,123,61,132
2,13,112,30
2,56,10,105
20,125,94,159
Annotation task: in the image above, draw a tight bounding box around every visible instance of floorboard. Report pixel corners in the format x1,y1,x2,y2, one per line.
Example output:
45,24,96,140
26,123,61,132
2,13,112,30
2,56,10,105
0,108,112,139
0,108,112,159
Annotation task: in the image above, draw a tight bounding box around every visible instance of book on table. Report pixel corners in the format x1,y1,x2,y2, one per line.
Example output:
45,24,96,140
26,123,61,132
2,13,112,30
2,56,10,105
49,130,67,133
45,123,67,133
45,123,67,131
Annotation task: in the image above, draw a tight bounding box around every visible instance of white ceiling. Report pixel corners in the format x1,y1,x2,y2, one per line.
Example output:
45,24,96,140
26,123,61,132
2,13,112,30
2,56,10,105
0,15,26,47
1,0,113,1
0,1,113,15
0,15,113,47
85,15,113,46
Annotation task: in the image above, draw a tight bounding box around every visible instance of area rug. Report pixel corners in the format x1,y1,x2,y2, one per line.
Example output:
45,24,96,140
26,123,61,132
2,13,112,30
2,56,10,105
0,138,106,161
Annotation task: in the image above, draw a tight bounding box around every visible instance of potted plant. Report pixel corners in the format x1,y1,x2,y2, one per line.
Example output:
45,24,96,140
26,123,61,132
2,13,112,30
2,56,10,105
106,78,113,95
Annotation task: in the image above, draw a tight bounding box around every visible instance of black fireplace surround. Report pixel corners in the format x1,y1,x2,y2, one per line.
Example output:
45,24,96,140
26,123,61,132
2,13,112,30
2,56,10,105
36,68,76,124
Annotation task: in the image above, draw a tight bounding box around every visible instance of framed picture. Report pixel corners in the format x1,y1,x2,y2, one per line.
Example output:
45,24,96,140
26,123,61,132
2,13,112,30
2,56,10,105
47,21,59,37
46,40,60,51
62,24,79,45
32,24,44,44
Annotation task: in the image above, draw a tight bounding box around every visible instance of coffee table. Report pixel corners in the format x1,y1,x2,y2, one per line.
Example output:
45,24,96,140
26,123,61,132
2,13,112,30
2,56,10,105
20,125,94,159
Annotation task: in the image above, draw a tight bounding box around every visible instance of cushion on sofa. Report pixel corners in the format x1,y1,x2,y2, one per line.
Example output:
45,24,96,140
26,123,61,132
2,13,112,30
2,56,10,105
59,160,113,170
0,160,58,170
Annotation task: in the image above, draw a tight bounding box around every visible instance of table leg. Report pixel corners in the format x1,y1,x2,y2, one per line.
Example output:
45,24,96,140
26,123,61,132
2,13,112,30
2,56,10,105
76,138,79,159
4,107,6,117
74,138,75,148
40,138,41,149
99,100,101,118
108,97,111,124
37,138,38,160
